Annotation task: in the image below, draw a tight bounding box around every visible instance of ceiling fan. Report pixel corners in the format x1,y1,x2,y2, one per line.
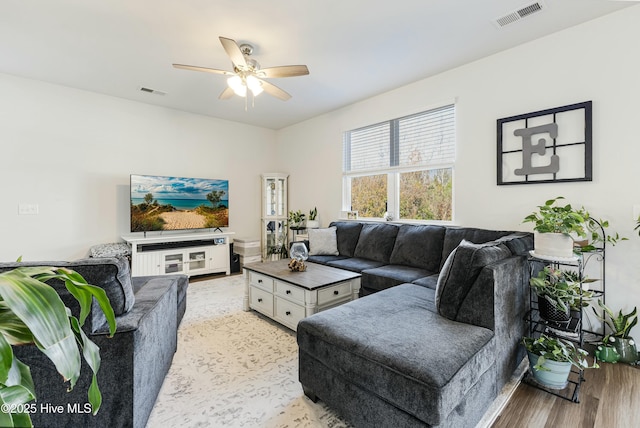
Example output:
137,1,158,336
173,36,309,101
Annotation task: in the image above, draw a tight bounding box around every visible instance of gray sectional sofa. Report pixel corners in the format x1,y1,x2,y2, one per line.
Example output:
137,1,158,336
0,257,188,428
298,221,533,427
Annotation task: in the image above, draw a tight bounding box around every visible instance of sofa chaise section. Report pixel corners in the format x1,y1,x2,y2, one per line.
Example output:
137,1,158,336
298,225,532,427
298,284,495,427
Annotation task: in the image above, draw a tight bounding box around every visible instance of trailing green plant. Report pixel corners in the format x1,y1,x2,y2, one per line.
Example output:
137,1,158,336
523,197,589,236
287,210,305,227
529,266,595,312
523,196,626,252
308,207,318,221
580,217,627,252
523,334,598,371
0,261,116,427
592,300,637,339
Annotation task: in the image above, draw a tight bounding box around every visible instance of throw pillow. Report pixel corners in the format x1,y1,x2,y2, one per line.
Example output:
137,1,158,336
435,239,511,321
309,227,339,256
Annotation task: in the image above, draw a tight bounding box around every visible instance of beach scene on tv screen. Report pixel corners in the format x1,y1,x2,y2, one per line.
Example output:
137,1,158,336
131,175,229,232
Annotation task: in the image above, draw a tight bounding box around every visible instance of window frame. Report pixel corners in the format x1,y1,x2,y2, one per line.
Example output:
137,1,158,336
342,104,456,224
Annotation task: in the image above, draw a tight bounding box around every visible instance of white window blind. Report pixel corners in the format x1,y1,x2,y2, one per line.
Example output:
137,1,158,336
343,104,455,173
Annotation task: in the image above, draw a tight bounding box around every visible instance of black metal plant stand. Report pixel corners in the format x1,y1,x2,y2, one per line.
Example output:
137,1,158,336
522,220,607,403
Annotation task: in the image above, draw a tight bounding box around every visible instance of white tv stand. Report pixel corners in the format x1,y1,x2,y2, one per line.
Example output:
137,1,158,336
122,231,235,277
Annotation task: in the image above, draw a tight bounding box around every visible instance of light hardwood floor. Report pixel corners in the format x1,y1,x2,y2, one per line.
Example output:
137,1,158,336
492,362,640,427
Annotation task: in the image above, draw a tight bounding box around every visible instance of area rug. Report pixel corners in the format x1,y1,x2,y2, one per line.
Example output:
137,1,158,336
146,274,521,427
146,275,351,428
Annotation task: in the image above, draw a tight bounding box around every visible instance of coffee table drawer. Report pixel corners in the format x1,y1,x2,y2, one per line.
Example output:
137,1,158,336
275,280,305,303
275,297,306,329
318,281,353,306
250,286,274,316
250,272,274,291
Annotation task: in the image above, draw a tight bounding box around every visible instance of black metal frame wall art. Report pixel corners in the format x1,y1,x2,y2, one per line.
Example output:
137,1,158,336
497,101,592,185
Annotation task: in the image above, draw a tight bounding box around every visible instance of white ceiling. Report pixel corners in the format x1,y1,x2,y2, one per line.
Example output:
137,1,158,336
0,0,635,130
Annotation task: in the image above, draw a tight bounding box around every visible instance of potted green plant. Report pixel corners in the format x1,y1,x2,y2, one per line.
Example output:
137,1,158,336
529,266,594,323
524,197,626,258
523,334,598,390
592,300,638,364
523,197,589,258
306,207,319,229
288,210,305,229
0,262,116,427
594,339,621,363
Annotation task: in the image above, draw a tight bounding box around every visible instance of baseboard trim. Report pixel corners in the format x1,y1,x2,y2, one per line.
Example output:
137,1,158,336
476,359,528,428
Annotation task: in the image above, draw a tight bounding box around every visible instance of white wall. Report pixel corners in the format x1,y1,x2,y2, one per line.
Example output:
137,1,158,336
277,6,640,335
1,73,277,261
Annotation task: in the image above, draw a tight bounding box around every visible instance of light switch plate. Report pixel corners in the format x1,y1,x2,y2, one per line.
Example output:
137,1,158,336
18,203,39,215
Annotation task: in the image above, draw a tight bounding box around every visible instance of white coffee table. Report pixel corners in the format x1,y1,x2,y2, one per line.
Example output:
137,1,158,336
242,259,361,331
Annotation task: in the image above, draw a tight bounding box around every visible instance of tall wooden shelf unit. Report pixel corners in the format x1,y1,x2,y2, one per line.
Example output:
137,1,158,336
523,222,607,403
261,173,288,262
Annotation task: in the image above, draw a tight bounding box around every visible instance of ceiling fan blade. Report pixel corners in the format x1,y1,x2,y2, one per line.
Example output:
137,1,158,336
173,64,233,75
219,36,247,69
259,65,309,78
219,87,235,100
259,79,291,101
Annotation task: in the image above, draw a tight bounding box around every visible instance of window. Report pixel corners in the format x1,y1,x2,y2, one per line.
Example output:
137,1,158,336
343,104,455,221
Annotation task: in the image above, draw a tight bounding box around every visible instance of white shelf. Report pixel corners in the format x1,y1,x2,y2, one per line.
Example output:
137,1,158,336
122,231,235,277
528,250,579,263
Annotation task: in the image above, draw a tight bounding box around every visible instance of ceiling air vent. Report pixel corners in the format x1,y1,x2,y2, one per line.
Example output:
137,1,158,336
139,87,166,96
494,1,545,28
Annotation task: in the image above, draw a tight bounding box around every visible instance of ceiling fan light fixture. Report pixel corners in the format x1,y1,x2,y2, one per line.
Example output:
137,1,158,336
175,36,308,103
227,75,247,97
246,75,264,96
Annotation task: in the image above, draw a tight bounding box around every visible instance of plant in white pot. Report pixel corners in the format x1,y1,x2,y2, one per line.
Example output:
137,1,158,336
306,207,319,229
524,196,626,258
288,210,305,229
0,263,116,427
523,334,598,390
523,197,589,258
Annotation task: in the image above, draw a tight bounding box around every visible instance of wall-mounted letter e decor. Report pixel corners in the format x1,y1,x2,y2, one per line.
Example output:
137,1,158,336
497,101,592,185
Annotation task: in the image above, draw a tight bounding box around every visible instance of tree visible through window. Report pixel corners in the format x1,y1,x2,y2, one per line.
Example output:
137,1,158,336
399,169,452,220
343,104,455,221
351,174,387,218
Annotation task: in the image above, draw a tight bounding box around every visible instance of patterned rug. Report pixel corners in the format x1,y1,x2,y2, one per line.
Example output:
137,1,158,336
146,274,520,427
146,275,351,428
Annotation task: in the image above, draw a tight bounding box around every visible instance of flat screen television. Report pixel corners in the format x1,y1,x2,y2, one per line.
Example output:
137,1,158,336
130,174,229,232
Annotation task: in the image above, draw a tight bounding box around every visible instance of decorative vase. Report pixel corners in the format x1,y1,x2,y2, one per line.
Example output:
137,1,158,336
534,232,575,259
538,295,571,323
595,345,620,363
527,352,572,390
289,242,309,262
611,337,638,364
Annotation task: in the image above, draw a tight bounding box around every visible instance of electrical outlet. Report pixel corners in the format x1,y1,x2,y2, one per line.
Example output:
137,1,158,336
18,203,39,215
